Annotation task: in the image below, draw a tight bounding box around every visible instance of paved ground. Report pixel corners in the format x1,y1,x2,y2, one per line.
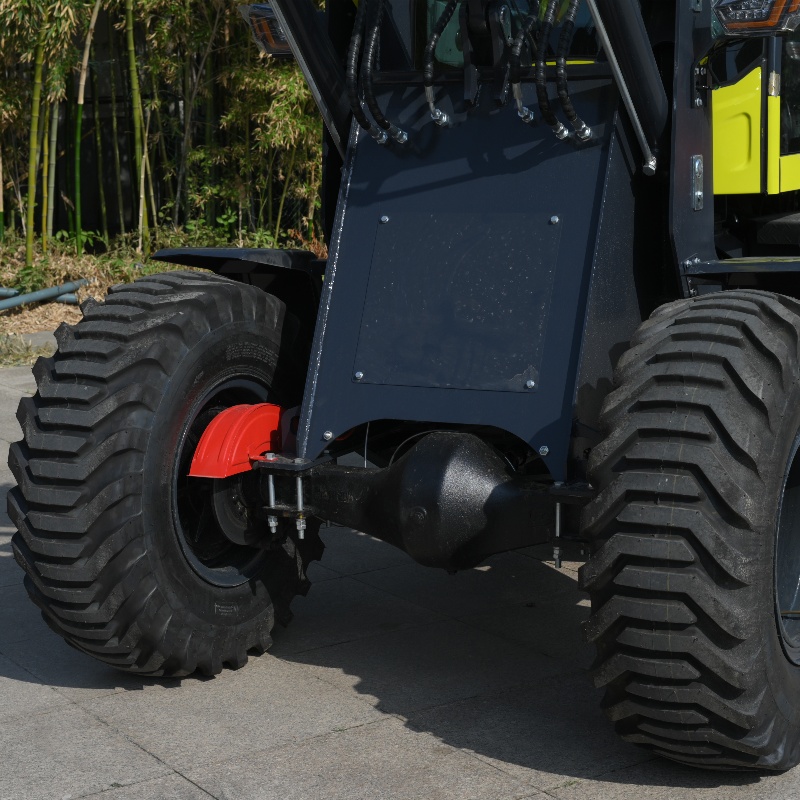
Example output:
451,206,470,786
1,364,800,799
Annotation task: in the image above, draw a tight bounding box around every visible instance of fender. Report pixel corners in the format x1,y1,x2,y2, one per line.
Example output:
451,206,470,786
154,247,325,351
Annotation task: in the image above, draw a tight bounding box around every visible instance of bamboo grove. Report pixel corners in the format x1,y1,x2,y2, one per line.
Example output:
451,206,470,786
0,0,324,267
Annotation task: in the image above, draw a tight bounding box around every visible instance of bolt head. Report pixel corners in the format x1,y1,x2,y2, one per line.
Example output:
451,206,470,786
354,371,364,381
549,215,560,225
380,215,390,224
526,379,536,390
695,97,703,107
538,445,550,457
323,431,334,441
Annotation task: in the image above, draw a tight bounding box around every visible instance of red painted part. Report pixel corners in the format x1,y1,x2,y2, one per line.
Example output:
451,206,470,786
188,403,284,479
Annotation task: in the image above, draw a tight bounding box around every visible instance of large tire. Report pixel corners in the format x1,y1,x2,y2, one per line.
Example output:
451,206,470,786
580,289,800,770
9,271,323,677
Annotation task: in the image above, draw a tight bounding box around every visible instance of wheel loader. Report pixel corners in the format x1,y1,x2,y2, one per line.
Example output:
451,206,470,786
12,0,800,771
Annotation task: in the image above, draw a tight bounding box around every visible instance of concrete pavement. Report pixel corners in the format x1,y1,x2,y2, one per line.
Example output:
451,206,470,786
0,364,798,799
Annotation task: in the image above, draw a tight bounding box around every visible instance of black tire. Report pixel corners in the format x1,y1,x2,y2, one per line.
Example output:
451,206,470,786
9,271,323,677
580,289,800,770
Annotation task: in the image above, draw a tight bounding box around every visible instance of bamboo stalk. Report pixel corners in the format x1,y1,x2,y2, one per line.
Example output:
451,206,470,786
91,46,109,246
137,109,151,254
46,102,58,241
149,70,173,203
41,103,50,251
25,31,46,267
274,147,297,242
125,0,144,215
107,17,125,236
75,0,103,255
174,5,223,226
144,109,157,244
0,144,5,243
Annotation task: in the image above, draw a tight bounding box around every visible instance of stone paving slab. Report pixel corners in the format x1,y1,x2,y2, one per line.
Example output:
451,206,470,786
185,717,538,800
1,362,800,800
0,705,170,800
85,655,385,772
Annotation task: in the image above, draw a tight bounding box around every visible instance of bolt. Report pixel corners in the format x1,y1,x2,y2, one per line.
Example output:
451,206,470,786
323,431,333,441
695,97,703,107
538,445,550,457
526,379,536,390
549,215,560,225
380,215,390,224
354,371,364,381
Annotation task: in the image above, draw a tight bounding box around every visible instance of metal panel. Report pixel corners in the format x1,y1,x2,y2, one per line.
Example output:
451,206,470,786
353,212,560,392
298,77,620,481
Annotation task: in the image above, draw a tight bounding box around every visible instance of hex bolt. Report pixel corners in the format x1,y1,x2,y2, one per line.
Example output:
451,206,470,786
549,216,560,225
380,215,390,224
354,371,364,381
694,97,703,108
526,380,536,390
323,431,334,441
296,476,306,540
266,474,278,536
538,445,550,457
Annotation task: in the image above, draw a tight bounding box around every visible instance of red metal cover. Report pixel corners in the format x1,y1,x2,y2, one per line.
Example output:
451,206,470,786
188,403,284,479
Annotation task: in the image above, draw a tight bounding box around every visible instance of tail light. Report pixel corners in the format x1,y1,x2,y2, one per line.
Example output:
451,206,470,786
239,4,293,58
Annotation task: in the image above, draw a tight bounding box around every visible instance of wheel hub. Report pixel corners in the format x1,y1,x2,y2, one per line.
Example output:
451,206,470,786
211,475,266,547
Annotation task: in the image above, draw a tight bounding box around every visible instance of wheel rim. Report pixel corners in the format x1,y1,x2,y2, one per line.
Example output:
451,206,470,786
172,377,272,588
776,435,800,663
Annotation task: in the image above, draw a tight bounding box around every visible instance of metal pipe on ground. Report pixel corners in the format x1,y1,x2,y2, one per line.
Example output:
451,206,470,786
0,279,88,311
54,294,79,305
0,288,19,298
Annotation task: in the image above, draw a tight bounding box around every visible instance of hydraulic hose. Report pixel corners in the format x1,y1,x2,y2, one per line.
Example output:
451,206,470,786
362,0,408,143
509,12,539,123
424,0,460,126
536,0,568,139
556,0,591,141
346,0,387,143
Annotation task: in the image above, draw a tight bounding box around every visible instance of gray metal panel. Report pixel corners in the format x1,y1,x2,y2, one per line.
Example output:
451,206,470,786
354,212,560,392
298,79,619,481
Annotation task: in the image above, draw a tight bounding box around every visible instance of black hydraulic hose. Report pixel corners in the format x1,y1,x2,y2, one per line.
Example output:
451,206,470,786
346,0,386,143
362,0,408,143
536,0,568,139
556,0,591,140
509,12,539,123
424,0,460,125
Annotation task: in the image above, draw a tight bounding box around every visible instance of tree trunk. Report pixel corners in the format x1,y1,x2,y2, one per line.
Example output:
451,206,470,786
25,32,46,267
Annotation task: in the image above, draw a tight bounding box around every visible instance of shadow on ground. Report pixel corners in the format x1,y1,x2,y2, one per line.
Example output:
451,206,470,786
0,520,769,794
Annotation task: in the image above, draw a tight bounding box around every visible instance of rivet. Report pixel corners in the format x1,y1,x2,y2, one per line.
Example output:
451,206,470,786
549,215,560,225
538,445,550,457
354,371,364,381
380,215,390,224
526,380,536,390
323,431,333,441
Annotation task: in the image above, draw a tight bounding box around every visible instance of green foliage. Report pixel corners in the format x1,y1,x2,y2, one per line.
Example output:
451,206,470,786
0,0,326,257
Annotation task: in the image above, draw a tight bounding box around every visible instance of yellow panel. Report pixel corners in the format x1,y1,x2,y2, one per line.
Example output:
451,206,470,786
781,153,800,191
712,66,763,195
768,94,782,193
